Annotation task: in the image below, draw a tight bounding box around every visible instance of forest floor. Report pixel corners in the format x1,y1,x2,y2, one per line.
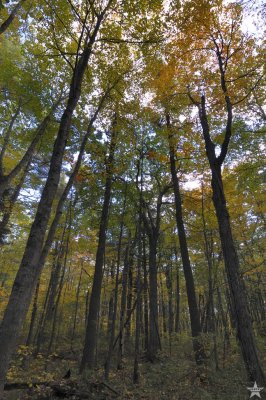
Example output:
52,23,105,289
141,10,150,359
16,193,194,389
3,334,266,400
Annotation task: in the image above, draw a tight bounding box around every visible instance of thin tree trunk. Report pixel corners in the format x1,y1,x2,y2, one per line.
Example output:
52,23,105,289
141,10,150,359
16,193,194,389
195,88,265,383
212,163,265,383
25,278,40,346
117,244,129,369
188,39,266,382
143,237,149,351
126,263,133,339
107,262,115,336
166,114,205,364
133,227,142,384
80,117,117,371
34,242,61,355
105,184,127,379
148,236,160,359
165,262,174,334
175,252,180,333
47,206,71,355
71,265,83,349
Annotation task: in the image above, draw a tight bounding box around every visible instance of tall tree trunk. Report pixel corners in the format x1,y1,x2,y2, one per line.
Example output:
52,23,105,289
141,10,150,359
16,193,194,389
212,163,265,383
148,236,160,360
188,38,265,381
166,114,205,364
0,11,106,389
165,262,174,335
107,262,115,336
175,253,180,333
80,118,117,371
25,278,40,347
34,242,61,355
141,184,170,360
71,265,83,349
35,217,68,354
194,85,265,383
126,262,133,339
117,243,129,369
47,208,71,355
143,237,149,351
133,224,142,384
105,184,127,379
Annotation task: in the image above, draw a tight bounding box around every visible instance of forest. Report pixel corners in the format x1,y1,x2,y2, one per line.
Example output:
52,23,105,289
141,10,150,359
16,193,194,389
0,0,265,399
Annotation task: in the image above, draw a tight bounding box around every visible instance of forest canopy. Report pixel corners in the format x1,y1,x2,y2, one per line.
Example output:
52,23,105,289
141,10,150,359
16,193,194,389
0,0,265,399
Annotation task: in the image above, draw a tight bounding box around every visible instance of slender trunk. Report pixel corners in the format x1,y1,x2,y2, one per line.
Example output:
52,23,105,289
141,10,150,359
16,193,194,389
47,210,71,355
46,260,62,322
25,278,40,346
143,238,149,351
133,228,142,384
117,244,129,369
193,44,265,380
167,115,205,364
37,217,68,351
147,236,160,360
126,262,133,339
47,264,65,355
201,185,215,333
71,265,83,349
211,163,265,384
80,119,117,371
34,243,61,355
175,255,180,333
165,263,174,334
104,246,122,379
105,186,127,379
107,263,115,335
85,289,90,327
160,276,167,335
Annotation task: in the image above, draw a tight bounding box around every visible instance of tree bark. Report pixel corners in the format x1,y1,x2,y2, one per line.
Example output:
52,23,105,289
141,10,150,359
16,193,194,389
105,184,127,380
192,55,265,380
117,243,129,369
0,11,106,390
71,265,83,349
25,278,40,347
148,236,160,359
165,261,174,335
80,117,117,371
211,162,265,383
0,159,30,244
166,114,205,364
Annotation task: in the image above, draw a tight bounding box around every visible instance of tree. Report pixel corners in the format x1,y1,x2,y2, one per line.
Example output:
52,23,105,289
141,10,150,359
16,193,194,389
80,114,118,371
181,0,265,384
0,1,113,390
